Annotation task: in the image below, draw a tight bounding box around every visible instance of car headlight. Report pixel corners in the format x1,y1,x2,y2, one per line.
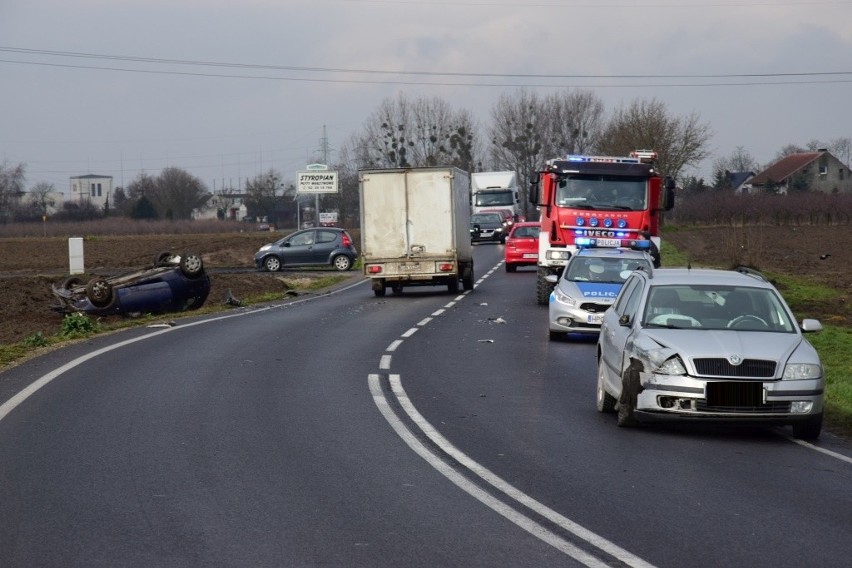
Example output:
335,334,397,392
546,250,570,261
647,351,687,375
553,288,577,307
783,363,822,380
259,245,272,252
495,227,504,233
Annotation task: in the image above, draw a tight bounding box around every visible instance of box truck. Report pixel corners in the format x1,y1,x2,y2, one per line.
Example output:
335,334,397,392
359,167,474,296
471,171,523,224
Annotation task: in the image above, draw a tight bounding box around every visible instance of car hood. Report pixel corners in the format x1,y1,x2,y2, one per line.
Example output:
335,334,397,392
641,328,810,369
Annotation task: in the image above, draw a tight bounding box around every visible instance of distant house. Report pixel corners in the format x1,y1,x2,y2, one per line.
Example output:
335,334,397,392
70,174,114,209
749,150,852,194
725,170,755,193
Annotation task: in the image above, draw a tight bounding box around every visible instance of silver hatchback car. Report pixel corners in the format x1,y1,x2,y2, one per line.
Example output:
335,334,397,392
596,267,824,439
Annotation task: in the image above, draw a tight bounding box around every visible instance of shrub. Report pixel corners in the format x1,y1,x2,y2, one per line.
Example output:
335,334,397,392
60,313,99,337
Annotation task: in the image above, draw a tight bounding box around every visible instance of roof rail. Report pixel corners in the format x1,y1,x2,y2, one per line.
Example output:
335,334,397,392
734,265,768,282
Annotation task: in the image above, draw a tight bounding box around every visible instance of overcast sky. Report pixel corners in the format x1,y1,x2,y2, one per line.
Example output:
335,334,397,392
2,0,851,196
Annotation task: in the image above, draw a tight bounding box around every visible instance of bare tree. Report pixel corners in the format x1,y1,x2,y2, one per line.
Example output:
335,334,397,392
351,92,482,171
151,167,209,220
244,169,285,224
597,97,712,180
711,146,759,188
829,137,852,167
0,161,26,222
543,89,605,156
27,181,56,217
773,144,807,161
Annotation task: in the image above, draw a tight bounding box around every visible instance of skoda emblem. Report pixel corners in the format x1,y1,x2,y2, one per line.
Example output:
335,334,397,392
728,355,743,365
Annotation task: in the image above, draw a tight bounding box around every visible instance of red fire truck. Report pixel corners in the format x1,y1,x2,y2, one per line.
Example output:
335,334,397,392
528,150,675,304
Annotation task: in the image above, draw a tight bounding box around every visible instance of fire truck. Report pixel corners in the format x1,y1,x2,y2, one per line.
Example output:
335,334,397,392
528,150,675,305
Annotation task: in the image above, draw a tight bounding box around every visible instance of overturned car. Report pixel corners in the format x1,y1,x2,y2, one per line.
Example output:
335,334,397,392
51,252,211,316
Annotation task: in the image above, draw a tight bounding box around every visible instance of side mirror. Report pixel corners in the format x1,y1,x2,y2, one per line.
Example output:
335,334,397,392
528,173,540,204
800,319,823,332
618,314,631,327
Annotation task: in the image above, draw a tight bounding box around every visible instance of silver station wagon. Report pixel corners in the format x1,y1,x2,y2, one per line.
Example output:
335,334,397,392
596,266,825,439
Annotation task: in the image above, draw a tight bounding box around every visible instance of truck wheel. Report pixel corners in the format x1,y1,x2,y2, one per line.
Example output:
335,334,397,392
462,264,474,291
447,277,459,294
372,278,386,297
536,267,554,305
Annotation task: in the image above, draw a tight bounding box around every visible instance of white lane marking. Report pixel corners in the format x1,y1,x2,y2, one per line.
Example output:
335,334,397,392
388,375,656,568
0,277,369,424
784,435,852,465
401,328,418,338
445,301,457,308
386,340,403,352
368,375,610,568
379,355,392,370
417,317,432,326
431,309,446,317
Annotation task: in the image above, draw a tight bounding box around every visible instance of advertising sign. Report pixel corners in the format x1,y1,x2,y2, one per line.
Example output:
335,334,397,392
297,170,338,194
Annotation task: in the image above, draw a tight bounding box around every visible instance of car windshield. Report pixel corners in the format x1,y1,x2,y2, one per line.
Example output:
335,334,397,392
565,256,649,284
642,285,796,332
474,191,513,207
471,213,502,224
555,175,647,211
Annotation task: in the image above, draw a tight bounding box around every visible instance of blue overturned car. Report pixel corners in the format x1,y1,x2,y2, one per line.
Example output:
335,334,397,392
51,252,211,316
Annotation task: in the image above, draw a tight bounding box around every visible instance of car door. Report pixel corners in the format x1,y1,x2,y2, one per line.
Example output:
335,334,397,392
600,276,644,392
310,230,339,264
282,229,316,265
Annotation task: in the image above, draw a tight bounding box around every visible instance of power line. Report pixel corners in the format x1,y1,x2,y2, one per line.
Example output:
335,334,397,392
1,47,851,87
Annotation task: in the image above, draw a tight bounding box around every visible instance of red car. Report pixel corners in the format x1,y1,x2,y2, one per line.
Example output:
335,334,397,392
504,222,540,272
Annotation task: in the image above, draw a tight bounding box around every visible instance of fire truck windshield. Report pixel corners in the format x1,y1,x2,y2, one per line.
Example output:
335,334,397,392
555,175,647,211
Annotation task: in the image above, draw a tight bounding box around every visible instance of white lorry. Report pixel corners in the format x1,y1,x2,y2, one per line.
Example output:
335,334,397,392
471,171,522,223
359,167,475,297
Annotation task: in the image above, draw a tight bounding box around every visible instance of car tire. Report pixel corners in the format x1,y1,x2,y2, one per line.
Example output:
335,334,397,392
596,358,616,413
332,254,352,271
617,359,643,427
548,330,561,341
85,278,114,308
264,256,282,272
791,413,822,440
154,251,174,267
505,263,516,273
60,276,84,290
179,253,204,278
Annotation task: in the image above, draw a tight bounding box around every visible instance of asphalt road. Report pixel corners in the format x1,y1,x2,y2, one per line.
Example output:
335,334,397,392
1,244,850,567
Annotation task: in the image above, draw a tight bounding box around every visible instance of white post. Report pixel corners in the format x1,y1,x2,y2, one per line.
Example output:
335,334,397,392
68,237,85,275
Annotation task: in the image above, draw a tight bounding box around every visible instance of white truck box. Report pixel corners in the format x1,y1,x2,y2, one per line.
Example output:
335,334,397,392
359,167,474,296
471,171,522,221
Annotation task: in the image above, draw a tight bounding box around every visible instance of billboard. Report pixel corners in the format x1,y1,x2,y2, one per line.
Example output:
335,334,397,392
297,170,338,194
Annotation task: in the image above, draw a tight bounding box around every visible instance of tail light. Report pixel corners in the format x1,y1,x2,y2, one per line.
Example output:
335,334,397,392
341,233,351,247
438,263,454,272
367,265,382,274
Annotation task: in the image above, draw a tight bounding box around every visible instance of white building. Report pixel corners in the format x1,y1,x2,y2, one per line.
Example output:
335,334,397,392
69,174,113,209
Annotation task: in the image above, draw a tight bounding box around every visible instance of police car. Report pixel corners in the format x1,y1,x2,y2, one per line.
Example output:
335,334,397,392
547,239,654,339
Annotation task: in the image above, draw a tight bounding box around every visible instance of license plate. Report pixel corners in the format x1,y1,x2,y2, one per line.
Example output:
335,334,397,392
586,313,604,324
398,263,420,271
595,238,621,247
706,381,763,407
522,253,538,259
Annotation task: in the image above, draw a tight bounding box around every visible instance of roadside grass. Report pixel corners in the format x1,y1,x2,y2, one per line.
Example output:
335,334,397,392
0,274,351,369
661,241,852,439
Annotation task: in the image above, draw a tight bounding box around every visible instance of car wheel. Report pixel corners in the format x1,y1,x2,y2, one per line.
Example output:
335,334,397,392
332,254,352,271
505,263,516,273
617,359,643,427
60,276,84,290
596,358,616,413
179,253,204,278
791,413,822,440
264,256,282,272
85,278,114,308
548,330,561,341
154,251,174,266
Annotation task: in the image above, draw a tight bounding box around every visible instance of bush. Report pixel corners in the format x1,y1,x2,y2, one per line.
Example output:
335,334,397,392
60,313,99,337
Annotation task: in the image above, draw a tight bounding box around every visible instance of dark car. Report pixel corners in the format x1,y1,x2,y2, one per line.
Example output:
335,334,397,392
51,251,210,316
254,227,357,272
470,212,506,244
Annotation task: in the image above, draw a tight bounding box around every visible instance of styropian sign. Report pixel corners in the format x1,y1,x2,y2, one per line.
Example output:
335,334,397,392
297,170,339,194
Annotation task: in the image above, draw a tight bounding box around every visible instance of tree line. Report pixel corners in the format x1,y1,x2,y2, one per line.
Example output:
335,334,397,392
2,88,849,225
